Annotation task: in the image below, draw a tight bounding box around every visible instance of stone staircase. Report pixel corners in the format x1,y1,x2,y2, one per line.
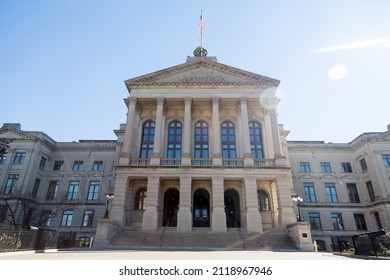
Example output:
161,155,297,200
109,228,298,251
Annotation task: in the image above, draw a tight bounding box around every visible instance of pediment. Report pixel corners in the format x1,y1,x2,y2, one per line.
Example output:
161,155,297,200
0,127,36,141
298,174,317,180
320,174,339,180
371,131,390,142
125,58,279,89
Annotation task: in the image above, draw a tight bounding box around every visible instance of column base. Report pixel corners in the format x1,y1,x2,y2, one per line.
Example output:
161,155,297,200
245,208,263,233
142,207,159,230
177,206,192,232
212,207,227,232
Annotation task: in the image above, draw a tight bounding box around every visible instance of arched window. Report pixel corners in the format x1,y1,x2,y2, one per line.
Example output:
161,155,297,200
257,190,270,211
249,121,263,159
221,121,236,158
194,121,209,158
167,121,182,158
134,188,147,210
140,120,155,158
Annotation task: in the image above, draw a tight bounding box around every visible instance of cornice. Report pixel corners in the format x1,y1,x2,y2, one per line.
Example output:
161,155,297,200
124,59,279,90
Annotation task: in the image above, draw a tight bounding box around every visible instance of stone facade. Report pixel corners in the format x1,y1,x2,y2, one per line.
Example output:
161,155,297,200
1,55,389,251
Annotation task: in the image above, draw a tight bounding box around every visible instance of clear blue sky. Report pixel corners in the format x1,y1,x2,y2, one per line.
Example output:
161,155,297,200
1,1,389,142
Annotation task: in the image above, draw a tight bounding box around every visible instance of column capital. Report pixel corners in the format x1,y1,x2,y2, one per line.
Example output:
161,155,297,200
239,96,248,105
156,97,166,105
124,96,138,107
183,97,192,105
211,96,221,105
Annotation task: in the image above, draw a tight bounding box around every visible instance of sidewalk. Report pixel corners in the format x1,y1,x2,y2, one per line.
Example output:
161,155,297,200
0,248,359,260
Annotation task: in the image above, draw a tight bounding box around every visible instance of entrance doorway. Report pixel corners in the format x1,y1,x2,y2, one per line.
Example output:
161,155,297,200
224,189,240,228
163,188,179,227
193,189,210,227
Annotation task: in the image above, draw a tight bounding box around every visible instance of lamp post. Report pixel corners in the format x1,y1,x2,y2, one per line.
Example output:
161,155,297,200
103,193,114,219
292,196,304,222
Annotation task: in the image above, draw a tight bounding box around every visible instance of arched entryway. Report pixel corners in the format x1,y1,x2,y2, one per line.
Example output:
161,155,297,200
163,188,179,227
224,189,240,228
193,189,210,227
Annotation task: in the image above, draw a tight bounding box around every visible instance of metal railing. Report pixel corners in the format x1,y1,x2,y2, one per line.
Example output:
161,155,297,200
222,158,244,167
128,157,275,168
191,158,212,167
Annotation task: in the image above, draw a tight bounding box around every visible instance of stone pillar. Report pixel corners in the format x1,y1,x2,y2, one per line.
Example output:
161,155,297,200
119,97,137,165
150,97,165,166
211,97,222,166
286,222,314,251
142,176,161,230
181,97,192,166
244,177,263,233
239,97,254,166
269,108,282,157
177,176,192,232
275,174,297,228
109,173,129,227
211,176,227,232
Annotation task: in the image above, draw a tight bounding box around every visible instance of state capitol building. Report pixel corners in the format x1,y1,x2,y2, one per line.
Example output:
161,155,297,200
1,47,389,251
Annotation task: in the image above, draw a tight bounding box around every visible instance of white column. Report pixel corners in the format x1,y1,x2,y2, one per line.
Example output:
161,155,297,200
142,176,161,230
109,173,129,227
211,176,227,232
177,176,192,232
239,97,254,167
269,108,282,157
275,174,297,228
181,97,192,166
244,177,263,233
211,97,222,166
119,97,137,165
150,97,165,166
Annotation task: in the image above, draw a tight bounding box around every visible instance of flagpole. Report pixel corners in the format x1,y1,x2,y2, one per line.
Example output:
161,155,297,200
199,10,203,53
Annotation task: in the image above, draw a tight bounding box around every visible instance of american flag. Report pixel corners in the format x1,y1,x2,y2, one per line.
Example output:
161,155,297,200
198,12,204,33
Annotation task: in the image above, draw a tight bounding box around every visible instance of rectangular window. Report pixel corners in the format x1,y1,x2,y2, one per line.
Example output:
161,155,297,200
320,162,332,173
72,161,84,171
0,153,7,164
303,183,316,202
82,210,94,227
66,181,79,200
341,162,352,173
325,183,338,203
39,157,47,170
46,181,59,200
4,174,19,195
87,181,100,201
13,152,26,164
366,181,375,202
32,178,40,199
308,213,321,230
61,210,73,226
331,213,344,230
354,213,367,230
92,161,104,171
373,212,383,230
346,183,360,203
0,205,8,223
360,158,368,171
40,210,52,226
53,160,64,171
383,154,390,167
300,162,311,173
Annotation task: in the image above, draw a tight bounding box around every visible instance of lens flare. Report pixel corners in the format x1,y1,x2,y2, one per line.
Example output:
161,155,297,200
328,64,349,80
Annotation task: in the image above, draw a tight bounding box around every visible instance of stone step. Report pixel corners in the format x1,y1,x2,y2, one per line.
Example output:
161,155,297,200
109,228,298,251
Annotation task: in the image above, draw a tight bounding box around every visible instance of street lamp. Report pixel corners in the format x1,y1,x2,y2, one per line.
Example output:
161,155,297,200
292,196,304,222
104,193,114,219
